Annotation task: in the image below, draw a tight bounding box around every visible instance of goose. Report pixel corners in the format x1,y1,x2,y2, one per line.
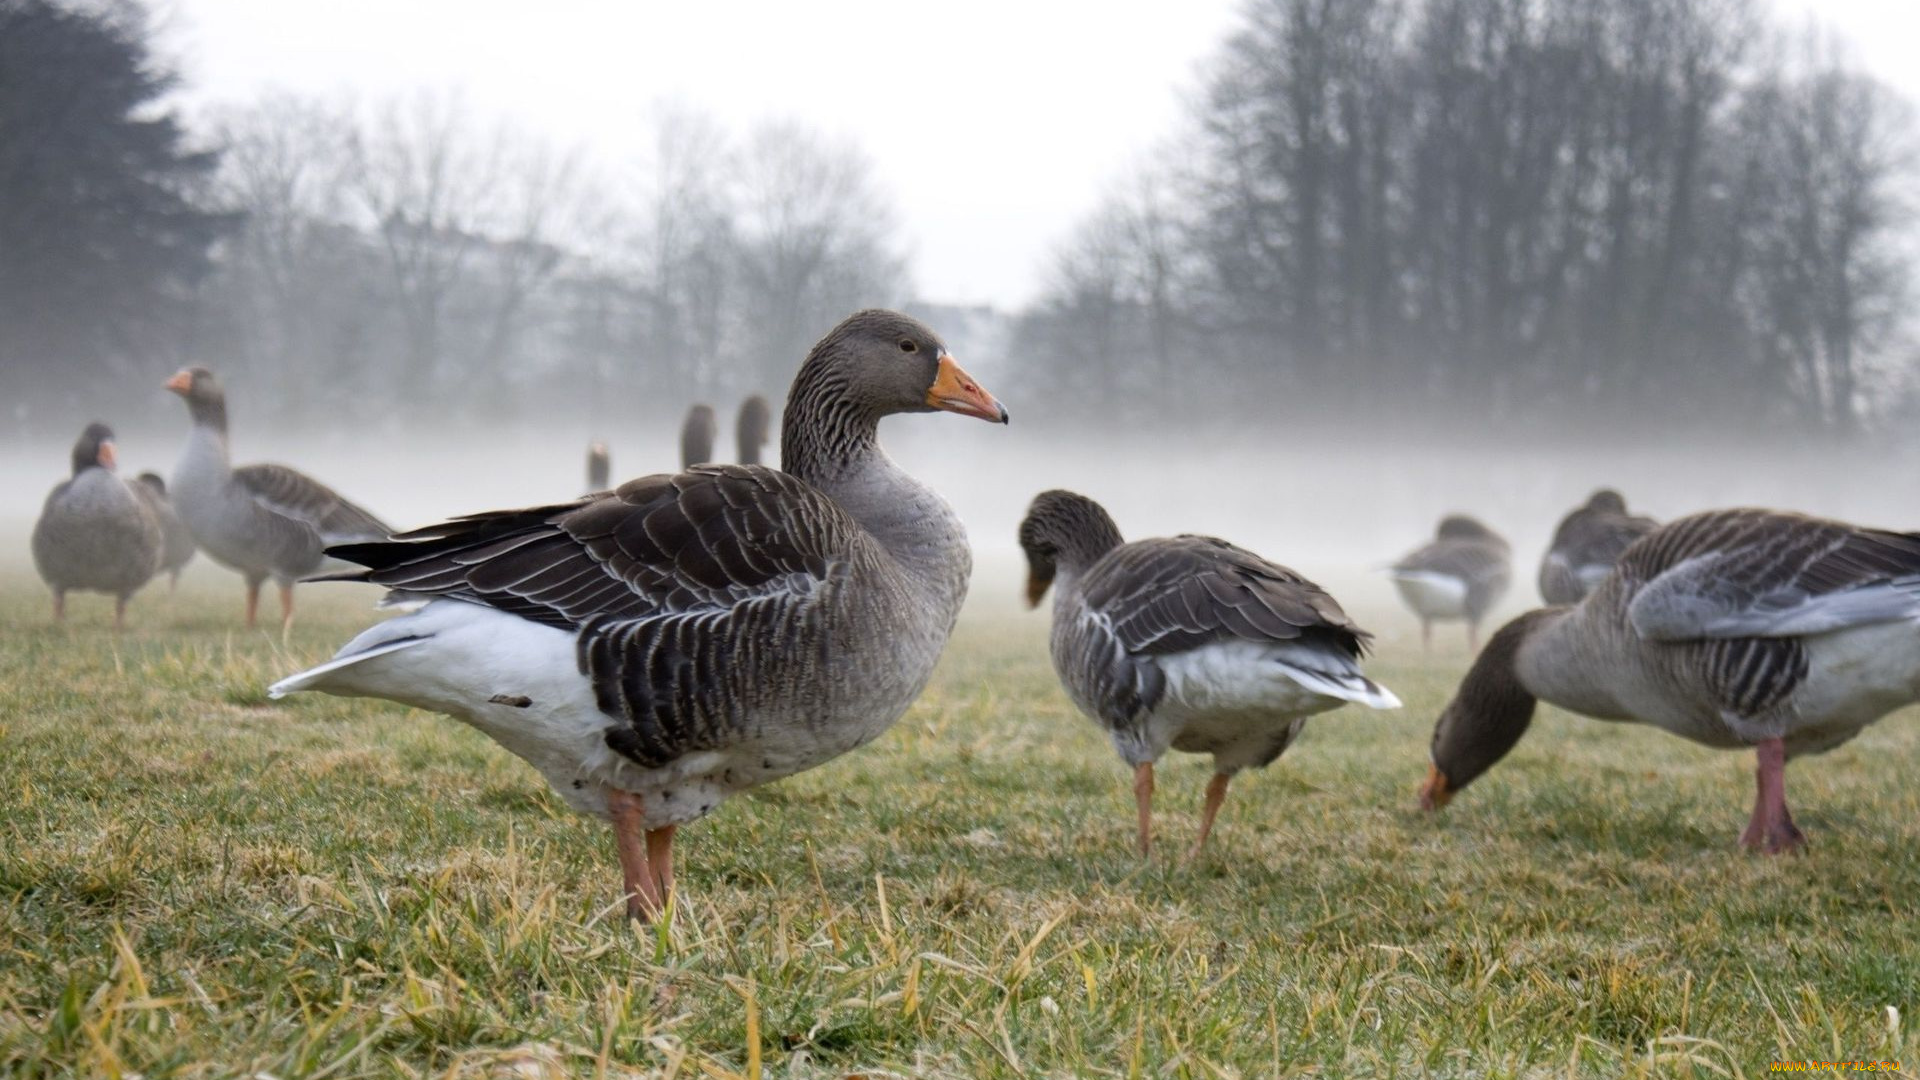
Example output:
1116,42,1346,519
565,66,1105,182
165,367,393,629
680,404,716,469
1391,515,1511,652
586,440,611,493
736,395,771,466
133,472,197,590
1538,489,1657,604
1019,490,1400,859
31,423,163,628
270,310,1008,920
1421,508,1920,853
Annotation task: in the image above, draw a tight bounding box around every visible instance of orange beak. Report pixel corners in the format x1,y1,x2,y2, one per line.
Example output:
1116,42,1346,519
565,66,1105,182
1418,763,1452,811
97,441,117,470
164,370,193,395
926,355,1008,424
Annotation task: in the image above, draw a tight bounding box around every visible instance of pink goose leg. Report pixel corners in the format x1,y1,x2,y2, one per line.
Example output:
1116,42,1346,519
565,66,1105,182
1738,737,1806,854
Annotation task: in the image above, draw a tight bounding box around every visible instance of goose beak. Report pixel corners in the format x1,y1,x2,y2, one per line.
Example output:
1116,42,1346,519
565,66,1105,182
927,355,1008,424
164,370,193,395
1025,574,1049,608
1418,764,1452,811
97,441,116,470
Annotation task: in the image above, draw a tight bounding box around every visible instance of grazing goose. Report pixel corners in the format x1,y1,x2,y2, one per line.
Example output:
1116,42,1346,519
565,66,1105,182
1421,508,1920,853
1019,490,1400,859
586,440,611,493
133,472,197,590
680,404,716,469
31,423,163,628
1391,515,1511,652
165,367,393,629
1538,489,1657,604
271,310,1008,920
736,394,771,466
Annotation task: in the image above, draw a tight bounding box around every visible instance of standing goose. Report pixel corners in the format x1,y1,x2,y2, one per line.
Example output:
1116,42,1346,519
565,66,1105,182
585,440,611,493
1019,490,1400,859
736,394,771,466
680,404,716,469
1391,515,1511,653
165,367,393,629
133,472,197,590
270,310,1007,920
1421,508,1920,853
1538,489,1657,604
31,423,163,628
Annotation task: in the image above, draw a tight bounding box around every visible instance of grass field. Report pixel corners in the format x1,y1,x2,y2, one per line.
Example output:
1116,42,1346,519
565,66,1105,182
2,571,1917,1078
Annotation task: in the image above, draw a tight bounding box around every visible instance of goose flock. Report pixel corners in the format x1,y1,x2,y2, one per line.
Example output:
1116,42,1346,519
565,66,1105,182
26,307,1920,921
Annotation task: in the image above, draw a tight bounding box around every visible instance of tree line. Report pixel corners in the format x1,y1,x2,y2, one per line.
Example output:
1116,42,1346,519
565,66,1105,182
1010,0,1916,439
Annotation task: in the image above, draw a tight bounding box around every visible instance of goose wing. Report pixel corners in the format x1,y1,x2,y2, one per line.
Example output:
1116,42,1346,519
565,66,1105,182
1624,509,1920,641
233,463,391,544
325,464,881,768
1067,536,1384,723
1395,538,1508,587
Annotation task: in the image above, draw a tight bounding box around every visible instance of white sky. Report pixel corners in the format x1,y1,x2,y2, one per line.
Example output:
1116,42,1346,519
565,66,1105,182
162,0,1915,311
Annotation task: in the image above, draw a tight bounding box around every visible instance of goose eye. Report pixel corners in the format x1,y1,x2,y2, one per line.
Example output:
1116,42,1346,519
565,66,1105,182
899,339,918,354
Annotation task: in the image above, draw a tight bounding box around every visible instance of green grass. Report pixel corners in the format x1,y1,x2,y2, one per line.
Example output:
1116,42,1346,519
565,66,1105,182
1,572,1917,1077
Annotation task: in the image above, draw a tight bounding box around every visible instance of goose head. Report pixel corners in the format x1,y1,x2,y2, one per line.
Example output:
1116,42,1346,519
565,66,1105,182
1017,489,1125,607
165,367,228,431
71,422,117,475
1420,609,1556,810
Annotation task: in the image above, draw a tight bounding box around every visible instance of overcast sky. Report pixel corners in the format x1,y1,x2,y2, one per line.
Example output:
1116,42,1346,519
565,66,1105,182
164,0,1916,312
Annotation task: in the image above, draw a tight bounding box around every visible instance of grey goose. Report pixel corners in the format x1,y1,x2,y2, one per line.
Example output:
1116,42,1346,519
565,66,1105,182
679,404,716,469
31,423,163,628
165,367,393,630
1422,508,1920,853
586,440,611,493
1391,515,1512,652
1538,489,1657,604
133,472,197,590
271,310,1008,920
1019,490,1400,859
736,394,771,466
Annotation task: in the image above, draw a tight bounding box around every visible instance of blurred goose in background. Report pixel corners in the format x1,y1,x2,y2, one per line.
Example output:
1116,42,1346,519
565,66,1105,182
133,472,196,590
736,394,771,466
679,404,716,469
1422,508,1920,853
1539,489,1657,604
165,367,393,630
585,439,611,493
1020,490,1400,859
31,423,162,628
1391,515,1511,653
271,310,1008,921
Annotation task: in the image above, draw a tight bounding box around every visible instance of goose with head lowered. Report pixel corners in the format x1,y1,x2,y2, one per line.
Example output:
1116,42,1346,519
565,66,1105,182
133,472,197,590
1019,490,1400,859
166,367,393,630
1391,515,1511,653
1538,488,1656,604
270,310,1008,920
1422,508,1920,853
31,423,163,628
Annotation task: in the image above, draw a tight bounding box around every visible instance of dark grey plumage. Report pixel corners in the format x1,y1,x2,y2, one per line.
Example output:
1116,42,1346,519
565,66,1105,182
736,395,771,466
1425,507,1920,852
1538,489,1658,604
1019,489,1397,856
276,308,1008,919
31,423,163,626
1391,514,1512,651
680,404,716,469
134,472,196,588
